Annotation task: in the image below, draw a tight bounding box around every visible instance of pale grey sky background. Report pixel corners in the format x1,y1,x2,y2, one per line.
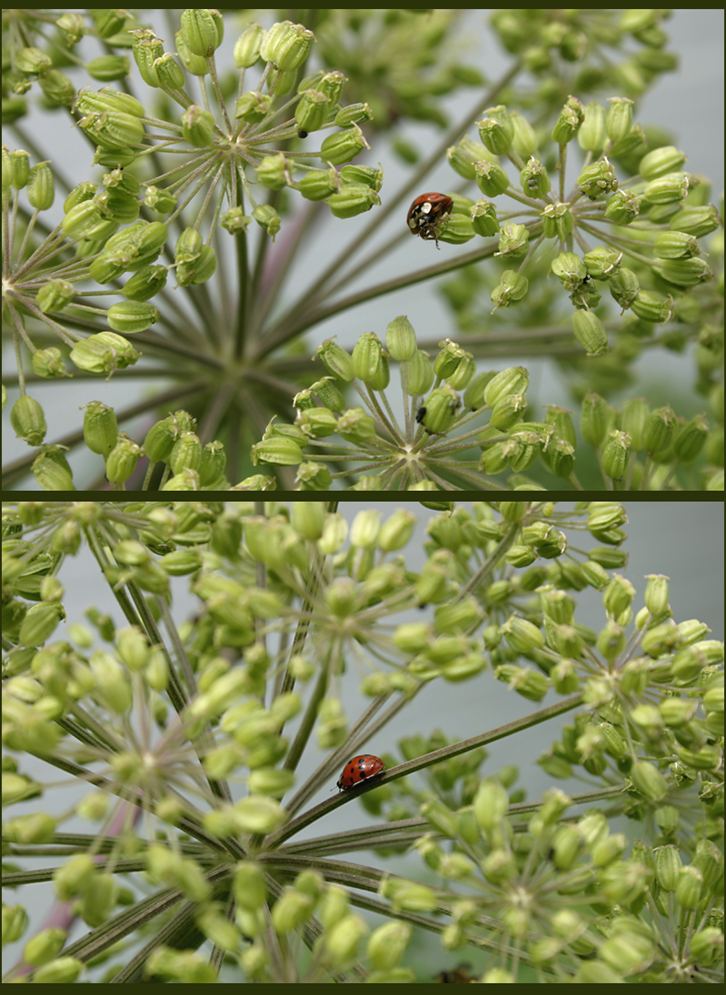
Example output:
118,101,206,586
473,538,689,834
2,9,724,482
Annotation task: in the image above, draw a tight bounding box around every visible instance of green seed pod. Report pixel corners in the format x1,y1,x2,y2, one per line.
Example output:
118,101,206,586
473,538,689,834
496,221,528,258
295,167,339,201
352,332,389,390
675,866,704,910
122,264,168,301
83,400,118,457
181,104,216,146
131,30,164,86
70,331,140,374
654,230,700,259
326,183,380,218
61,200,105,241
609,267,640,309
601,429,631,481
520,156,550,198
578,157,618,199
419,385,460,435
153,53,185,94
510,110,537,158
673,415,708,462
478,105,514,155
252,436,304,466
16,46,52,75
551,95,585,144
484,366,529,408
604,189,642,224
606,96,634,144
257,153,289,190
295,89,331,132
32,958,83,984
643,172,690,206
335,102,373,128
403,349,435,396
446,137,494,180
27,162,54,210
668,204,720,237
551,252,587,291
690,928,724,967
10,395,47,446
437,212,475,244
339,164,382,191
473,158,509,197
260,20,314,71
297,406,338,439
234,24,263,68
631,290,673,323
19,601,65,646
169,431,202,473
251,205,280,240
321,126,369,166
639,145,687,180
105,436,141,484
175,31,209,76
86,55,129,82
654,256,711,288
385,315,417,361
107,300,158,333
571,310,608,356
643,406,676,455
316,339,354,381
235,90,272,123
630,759,668,802
31,347,67,379
470,199,499,236
541,200,574,239
583,247,622,279
577,103,607,152
179,8,224,58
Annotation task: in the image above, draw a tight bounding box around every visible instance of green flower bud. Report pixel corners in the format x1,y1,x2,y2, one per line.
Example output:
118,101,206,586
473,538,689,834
86,55,130,82
35,278,73,316
5,812,57,845
419,385,460,434
153,53,185,95
235,90,272,123
352,332,389,389
380,878,437,913
27,161,54,210
234,24,263,67
234,861,267,911
260,20,314,71
16,46,52,75
403,350,435,396
551,252,587,291
39,69,76,107
606,97,634,144
571,310,608,356
131,30,164,85
367,922,411,971
496,222,528,259
82,400,118,457
474,158,509,197
1,905,28,944
484,366,529,408
295,89,331,132
668,204,720,237
10,150,31,190
10,394,47,446
584,247,622,279
578,103,607,152
335,103,373,128
105,436,141,485
334,408,374,444
257,153,289,191
30,346,66,380
578,158,618,199
489,392,527,430
61,199,105,241
601,429,631,481
321,126,369,166
78,109,144,152
169,431,202,474
654,230,700,260
551,95,585,144
326,183,380,218
478,105,514,155
490,269,529,309
179,8,224,58
609,267,640,309
434,339,475,388
631,290,673,323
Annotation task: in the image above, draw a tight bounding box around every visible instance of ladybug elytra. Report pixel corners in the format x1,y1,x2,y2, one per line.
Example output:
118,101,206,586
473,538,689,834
336,754,385,791
406,192,453,247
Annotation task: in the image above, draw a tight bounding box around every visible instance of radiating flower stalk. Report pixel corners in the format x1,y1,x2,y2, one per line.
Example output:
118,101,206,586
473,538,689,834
2,9,721,491
249,318,719,491
2,500,723,982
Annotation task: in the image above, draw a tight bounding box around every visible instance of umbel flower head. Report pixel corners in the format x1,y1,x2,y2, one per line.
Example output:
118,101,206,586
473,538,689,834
1,499,723,982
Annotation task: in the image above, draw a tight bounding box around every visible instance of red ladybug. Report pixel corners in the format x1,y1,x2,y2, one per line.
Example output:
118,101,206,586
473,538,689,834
336,754,385,791
406,192,453,247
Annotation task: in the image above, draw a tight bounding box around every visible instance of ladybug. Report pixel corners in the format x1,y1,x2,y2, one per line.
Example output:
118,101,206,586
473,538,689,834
406,192,453,248
336,754,385,791
435,963,476,983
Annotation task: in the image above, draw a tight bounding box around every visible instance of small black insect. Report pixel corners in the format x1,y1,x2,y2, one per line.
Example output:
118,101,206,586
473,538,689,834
416,405,427,424
297,129,308,139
